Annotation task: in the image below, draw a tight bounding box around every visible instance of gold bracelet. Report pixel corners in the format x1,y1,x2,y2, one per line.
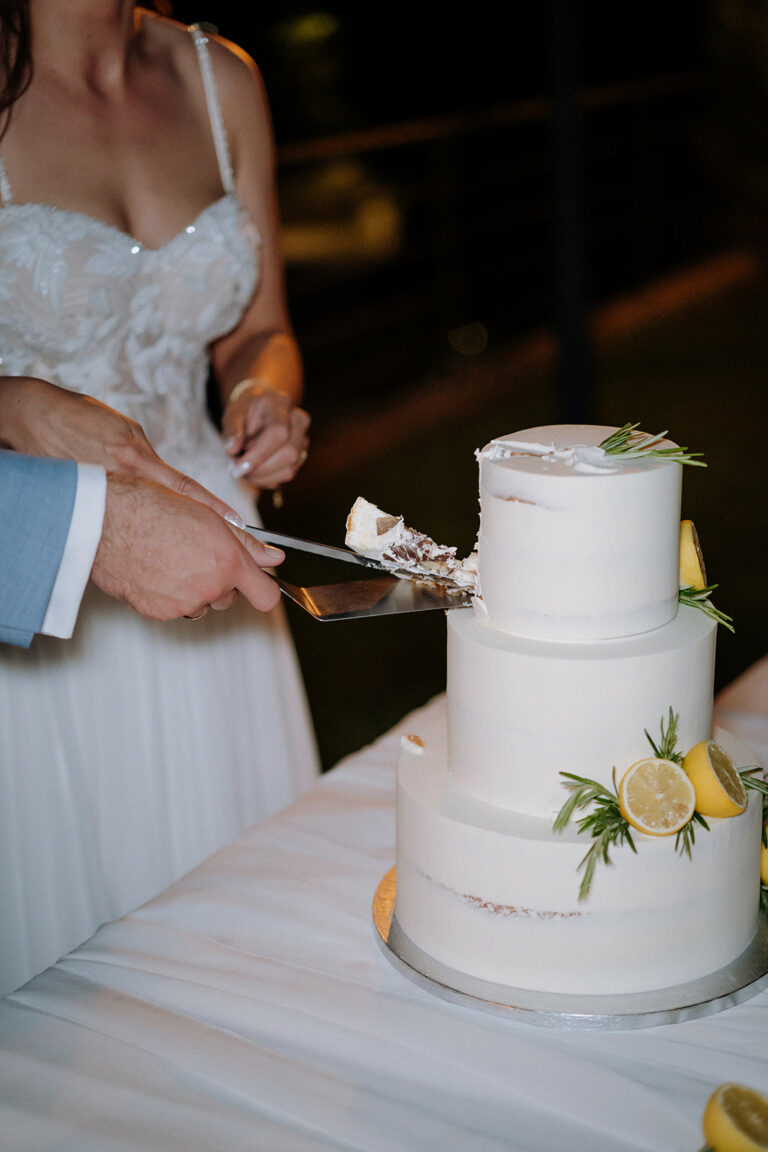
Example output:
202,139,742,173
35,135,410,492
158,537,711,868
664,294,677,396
227,377,270,405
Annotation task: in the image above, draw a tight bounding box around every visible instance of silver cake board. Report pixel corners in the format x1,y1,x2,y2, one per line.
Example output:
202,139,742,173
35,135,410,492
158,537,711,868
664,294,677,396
373,867,768,1031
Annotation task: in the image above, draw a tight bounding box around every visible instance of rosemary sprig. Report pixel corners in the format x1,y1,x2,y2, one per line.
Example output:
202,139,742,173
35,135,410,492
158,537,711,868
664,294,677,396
678,585,735,632
553,770,636,902
675,810,710,858
554,715,767,903
599,422,706,467
737,768,768,916
644,707,683,763
554,710,712,898
739,767,768,806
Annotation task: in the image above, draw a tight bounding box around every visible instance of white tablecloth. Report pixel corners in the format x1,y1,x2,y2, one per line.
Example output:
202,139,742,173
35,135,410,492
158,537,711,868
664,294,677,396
1,660,767,1152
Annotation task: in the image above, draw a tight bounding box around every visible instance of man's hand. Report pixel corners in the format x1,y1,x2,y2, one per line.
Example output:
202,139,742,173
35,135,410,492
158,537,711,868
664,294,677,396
92,476,284,619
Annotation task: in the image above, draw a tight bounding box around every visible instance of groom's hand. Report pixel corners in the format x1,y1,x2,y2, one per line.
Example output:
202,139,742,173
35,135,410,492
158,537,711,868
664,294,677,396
92,475,284,619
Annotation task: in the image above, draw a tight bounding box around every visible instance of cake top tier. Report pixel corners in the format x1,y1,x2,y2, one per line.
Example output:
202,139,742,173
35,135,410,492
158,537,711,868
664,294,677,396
480,424,680,478
476,424,685,642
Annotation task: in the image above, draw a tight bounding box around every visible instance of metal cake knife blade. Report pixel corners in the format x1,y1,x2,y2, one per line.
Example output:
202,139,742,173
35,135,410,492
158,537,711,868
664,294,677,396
245,525,390,572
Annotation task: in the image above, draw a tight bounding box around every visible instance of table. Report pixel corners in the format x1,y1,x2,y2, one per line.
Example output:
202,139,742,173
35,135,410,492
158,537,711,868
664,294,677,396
1,660,767,1152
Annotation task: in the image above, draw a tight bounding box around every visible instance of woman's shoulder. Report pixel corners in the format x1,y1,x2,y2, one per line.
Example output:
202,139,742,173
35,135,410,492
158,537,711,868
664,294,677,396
138,9,262,93
138,9,272,178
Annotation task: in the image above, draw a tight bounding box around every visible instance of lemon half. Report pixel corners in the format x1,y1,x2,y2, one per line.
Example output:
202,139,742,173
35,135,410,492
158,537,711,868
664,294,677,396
679,519,708,590
682,740,747,819
702,1082,768,1152
618,757,695,836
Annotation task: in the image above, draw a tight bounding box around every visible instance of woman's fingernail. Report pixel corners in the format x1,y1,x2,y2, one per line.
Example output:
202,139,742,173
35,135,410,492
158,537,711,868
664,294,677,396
232,459,252,478
223,437,238,453
224,511,246,529
263,544,284,561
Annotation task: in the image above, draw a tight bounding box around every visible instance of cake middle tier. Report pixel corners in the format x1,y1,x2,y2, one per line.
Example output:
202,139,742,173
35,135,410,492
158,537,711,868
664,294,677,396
447,604,716,817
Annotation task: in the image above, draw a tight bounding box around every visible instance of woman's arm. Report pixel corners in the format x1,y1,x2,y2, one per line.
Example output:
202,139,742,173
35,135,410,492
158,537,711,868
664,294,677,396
204,35,310,492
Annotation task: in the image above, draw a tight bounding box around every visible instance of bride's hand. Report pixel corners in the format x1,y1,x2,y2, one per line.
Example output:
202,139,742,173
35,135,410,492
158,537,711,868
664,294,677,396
0,375,249,527
221,379,310,491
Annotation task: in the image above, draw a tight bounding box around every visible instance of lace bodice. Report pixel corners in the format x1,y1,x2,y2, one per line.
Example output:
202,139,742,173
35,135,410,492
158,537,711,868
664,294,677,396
0,27,260,473
0,197,259,466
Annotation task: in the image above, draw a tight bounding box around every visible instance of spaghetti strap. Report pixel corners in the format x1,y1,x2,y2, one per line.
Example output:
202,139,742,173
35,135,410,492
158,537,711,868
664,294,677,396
0,155,13,207
189,24,235,196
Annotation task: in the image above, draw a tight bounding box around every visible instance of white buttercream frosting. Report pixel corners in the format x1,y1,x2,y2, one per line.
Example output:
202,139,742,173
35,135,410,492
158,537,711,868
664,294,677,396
447,604,716,815
481,437,624,475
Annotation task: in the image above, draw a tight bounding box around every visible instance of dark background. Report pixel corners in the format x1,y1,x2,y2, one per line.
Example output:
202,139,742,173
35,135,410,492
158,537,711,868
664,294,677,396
171,3,706,135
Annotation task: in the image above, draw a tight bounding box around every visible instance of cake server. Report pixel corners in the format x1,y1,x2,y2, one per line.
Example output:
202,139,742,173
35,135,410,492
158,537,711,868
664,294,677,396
245,527,473,619
267,573,472,620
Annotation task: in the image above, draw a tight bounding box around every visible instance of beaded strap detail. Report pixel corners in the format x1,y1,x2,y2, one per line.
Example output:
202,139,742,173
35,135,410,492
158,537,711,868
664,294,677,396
190,25,235,196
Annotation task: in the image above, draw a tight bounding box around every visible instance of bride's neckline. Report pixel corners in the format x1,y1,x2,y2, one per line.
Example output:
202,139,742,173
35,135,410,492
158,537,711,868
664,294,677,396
0,192,242,253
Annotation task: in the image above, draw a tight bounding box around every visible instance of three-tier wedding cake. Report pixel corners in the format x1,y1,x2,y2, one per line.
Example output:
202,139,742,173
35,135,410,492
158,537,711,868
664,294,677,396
386,425,762,997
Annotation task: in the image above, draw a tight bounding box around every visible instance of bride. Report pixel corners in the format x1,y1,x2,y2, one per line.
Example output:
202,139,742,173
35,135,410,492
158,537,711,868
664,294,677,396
0,0,320,993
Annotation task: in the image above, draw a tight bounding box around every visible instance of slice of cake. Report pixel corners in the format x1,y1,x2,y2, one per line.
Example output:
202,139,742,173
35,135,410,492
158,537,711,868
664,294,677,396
345,497,477,590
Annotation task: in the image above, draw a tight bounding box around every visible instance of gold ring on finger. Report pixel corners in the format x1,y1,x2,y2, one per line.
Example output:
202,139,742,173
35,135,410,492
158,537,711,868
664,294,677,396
184,605,210,620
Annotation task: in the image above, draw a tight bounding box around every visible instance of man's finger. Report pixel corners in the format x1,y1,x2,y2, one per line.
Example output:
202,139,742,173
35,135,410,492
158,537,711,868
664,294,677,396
229,527,285,568
210,589,239,611
139,457,248,527
234,560,282,612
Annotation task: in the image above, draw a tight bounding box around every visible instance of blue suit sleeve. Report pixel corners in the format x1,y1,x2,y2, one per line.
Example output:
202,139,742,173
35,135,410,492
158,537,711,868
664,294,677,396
0,451,78,647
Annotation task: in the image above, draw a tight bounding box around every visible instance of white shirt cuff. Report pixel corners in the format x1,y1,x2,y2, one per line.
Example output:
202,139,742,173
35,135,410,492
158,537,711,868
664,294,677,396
41,464,107,638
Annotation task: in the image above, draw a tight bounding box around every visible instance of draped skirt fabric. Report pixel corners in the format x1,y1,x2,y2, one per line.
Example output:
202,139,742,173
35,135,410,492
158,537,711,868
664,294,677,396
0,468,319,996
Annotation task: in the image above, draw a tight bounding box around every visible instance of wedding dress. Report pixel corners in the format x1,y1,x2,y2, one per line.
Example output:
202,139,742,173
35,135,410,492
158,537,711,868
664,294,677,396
0,27,319,995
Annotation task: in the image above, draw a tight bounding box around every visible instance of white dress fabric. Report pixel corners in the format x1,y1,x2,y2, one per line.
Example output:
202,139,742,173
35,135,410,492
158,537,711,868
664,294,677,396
0,28,319,995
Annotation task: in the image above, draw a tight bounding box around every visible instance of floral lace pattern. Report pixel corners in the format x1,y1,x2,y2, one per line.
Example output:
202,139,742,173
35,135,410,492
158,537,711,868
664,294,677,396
0,194,260,470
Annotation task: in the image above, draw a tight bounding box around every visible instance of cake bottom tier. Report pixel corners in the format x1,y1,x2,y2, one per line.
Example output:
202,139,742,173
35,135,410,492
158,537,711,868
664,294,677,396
395,708,762,997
